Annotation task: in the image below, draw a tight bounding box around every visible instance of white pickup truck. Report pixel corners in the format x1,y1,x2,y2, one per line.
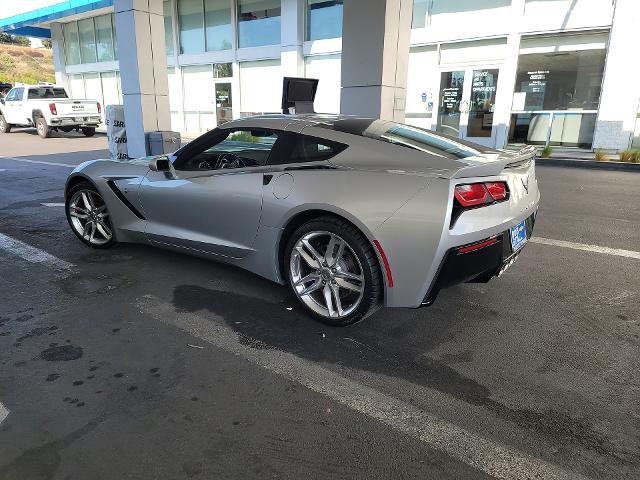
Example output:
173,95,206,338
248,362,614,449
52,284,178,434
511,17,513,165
0,84,101,138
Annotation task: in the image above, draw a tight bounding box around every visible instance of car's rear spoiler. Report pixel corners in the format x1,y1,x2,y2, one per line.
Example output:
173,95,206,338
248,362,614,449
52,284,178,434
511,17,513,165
450,145,537,179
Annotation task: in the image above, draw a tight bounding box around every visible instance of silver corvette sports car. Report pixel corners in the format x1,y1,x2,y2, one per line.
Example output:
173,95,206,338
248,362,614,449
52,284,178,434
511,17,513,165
65,114,539,326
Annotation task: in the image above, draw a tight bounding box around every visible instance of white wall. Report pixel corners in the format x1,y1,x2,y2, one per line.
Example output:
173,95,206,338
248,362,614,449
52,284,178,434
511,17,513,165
304,54,341,114
239,59,282,114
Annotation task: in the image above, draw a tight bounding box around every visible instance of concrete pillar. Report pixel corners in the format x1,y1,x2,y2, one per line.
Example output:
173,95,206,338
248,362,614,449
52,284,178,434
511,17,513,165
340,0,412,121
49,23,69,91
280,0,304,78
114,0,171,157
592,0,640,152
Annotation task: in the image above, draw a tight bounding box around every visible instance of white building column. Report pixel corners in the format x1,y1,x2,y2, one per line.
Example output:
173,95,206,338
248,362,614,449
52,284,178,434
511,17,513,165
280,0,304,78
340,0,412,121
114,0,171,157
592,0,640,152
49,23,69,91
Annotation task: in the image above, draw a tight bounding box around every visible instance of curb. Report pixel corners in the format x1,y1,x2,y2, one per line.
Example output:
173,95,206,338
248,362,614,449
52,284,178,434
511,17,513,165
537,158,640,172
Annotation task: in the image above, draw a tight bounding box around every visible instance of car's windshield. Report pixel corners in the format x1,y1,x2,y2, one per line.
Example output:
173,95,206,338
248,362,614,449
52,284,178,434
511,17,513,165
27,87,68,100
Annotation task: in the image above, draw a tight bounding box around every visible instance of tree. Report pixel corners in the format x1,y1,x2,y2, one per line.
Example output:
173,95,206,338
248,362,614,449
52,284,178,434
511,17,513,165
0,33,30,46
42,39,53,49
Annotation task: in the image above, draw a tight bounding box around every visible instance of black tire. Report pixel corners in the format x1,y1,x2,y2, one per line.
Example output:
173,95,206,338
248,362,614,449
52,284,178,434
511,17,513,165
0,114,11,133
285,216,383,326
65,181,116,249
82,127,96,137
36,117,51,138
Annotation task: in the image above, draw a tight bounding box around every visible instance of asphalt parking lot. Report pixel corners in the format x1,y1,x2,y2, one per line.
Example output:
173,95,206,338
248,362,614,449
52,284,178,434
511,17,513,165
1,130,639,480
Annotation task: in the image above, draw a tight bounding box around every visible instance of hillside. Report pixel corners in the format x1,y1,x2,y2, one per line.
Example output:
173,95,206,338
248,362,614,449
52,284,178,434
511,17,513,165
0,43,55,85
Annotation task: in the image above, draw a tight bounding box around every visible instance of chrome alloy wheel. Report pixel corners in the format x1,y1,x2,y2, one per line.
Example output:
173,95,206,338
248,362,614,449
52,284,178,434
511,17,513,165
68,190,112,246
290,231,365,319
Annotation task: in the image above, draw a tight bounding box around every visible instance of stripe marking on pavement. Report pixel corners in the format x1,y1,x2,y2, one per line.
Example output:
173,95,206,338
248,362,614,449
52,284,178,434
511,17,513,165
0,156,75,168
138,295,588,480
531,237,640,260
0,233,74,271
0,402,8,426
41,203,66,207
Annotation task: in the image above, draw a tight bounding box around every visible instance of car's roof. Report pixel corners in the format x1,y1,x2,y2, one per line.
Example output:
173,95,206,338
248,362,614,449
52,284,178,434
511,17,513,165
224,114,378,134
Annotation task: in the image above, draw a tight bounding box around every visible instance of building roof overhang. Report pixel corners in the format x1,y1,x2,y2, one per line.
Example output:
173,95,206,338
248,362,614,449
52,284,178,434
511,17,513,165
0,0,114,39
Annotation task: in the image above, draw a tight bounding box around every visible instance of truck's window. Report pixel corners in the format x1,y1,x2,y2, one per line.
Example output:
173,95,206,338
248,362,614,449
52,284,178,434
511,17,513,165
27,87,68,100
6,88,23,101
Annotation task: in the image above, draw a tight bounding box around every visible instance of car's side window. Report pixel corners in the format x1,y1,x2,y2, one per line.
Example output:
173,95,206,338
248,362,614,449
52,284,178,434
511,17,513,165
175,128,279,171
4,89,17,102
269,133,348,165
10,88,24,102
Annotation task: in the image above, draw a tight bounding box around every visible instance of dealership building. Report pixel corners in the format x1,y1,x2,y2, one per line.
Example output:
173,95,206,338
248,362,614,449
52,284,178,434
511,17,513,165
1,0,639,157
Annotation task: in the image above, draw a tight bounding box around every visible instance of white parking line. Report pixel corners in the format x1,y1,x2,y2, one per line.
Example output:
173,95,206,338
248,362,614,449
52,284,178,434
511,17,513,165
0,402,8,426
138,295,588,480
0,156,75,168
531,237,640,260
41,203,66,207
0,233,74,271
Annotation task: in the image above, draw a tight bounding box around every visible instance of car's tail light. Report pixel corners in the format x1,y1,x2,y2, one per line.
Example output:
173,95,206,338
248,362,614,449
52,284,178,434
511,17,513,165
97,102,101,114
485,182,507,201
454,181,509,208
49,103,57,115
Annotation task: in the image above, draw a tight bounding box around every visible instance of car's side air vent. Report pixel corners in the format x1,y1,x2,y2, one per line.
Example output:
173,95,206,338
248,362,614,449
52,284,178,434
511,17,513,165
106,181,145,220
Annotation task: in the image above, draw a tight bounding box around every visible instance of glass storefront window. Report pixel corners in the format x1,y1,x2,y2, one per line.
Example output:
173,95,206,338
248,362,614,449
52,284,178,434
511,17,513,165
214,63,233,78
179,0,205,54
63,15,117,66
94,14,115,62
411,0,428,29
514,49,606,111
63,22,81,65
164,1,175,57
78,18,97,64
306,0,343,41
205,0,233,51
238,0,281,48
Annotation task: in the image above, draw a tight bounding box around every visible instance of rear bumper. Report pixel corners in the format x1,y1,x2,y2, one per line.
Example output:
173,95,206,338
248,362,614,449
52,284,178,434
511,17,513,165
50,116,101,126
421,212,536,306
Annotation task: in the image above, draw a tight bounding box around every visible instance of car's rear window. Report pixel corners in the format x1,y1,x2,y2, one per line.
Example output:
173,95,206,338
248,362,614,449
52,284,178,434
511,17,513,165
326,118,483,160
27,87,68,100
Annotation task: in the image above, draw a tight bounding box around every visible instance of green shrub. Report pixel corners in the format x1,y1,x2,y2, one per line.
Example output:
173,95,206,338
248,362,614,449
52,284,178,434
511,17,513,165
540,145,553,158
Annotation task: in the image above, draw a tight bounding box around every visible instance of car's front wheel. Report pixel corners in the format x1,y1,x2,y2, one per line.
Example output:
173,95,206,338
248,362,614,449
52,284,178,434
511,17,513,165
0,114,11,133
285,217,382,326
66,182,115,249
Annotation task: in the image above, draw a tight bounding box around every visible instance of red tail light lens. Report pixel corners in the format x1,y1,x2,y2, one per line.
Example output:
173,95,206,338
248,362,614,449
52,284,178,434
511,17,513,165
454,182,509,208
454,184,489,207
49,103,57,115
97,102,102,114
485,182,508,201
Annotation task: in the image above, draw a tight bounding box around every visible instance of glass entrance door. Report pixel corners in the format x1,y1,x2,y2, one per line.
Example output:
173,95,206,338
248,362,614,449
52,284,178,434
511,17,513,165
215,82,232,126
436,67,501,147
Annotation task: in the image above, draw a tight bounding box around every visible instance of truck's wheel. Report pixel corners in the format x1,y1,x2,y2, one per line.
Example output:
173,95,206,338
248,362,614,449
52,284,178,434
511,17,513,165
36,117,51,138
82,127,96,137
0,114,11,133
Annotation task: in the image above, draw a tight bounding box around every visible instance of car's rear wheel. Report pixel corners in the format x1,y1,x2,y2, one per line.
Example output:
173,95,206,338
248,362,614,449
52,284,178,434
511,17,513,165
66,182,115,249
36,117,51,138
0,114,11,133
285,217,382,326
82,127,96,137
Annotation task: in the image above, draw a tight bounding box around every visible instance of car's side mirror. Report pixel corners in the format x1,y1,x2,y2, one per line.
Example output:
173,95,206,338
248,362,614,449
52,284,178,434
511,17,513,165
0,99,4,105
149,157,171,172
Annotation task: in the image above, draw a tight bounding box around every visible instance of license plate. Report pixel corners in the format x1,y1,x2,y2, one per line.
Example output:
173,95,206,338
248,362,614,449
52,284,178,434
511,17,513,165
510,220,527,252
